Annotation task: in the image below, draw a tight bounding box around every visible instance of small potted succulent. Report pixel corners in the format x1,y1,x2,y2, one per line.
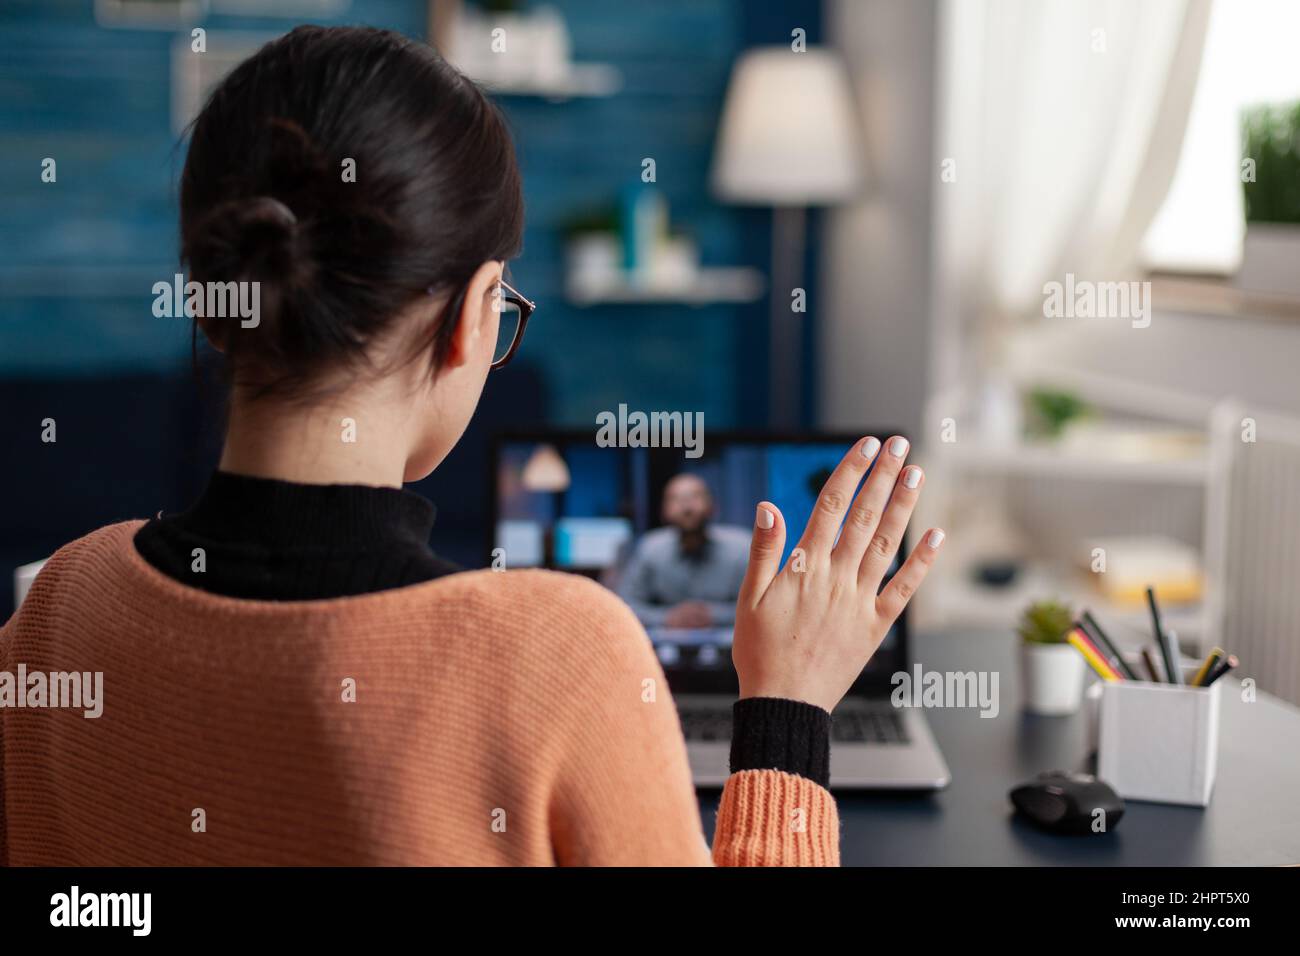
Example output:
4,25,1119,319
1018,599,1086,715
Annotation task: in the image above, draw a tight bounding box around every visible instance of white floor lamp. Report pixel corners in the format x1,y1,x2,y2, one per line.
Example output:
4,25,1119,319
712,46,865,428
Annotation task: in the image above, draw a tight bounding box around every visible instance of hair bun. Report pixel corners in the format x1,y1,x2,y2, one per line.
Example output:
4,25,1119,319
184,195,307,286
182,195,315,361
254,196,298,227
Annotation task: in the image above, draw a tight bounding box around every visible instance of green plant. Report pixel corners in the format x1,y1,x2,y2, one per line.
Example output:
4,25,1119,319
1241,100,1300,225
1025,388,1090,439
1018,599,1074,645
560,206,620,239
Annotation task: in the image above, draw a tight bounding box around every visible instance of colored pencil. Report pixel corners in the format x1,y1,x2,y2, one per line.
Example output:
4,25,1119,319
1067,628,1123,681
1191,646,1225,687
1080,611,1139,680
1201,654,1238,688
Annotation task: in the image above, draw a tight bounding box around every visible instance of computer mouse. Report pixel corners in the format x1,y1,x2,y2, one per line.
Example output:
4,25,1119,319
1009,771,1125,834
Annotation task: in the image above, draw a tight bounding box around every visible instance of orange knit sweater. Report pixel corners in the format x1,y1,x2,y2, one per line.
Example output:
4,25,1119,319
0,522,838,866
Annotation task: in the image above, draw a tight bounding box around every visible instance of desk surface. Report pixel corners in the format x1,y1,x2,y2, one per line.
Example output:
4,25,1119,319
699,630,1300,865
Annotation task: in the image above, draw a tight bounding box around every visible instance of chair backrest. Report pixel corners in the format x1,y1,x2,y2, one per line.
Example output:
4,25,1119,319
1204,401,1300,706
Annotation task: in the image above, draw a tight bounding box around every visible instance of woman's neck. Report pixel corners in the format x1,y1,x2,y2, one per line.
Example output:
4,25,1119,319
219,390,412,488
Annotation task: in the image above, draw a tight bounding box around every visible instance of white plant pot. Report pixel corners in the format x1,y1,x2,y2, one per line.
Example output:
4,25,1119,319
1020,642,1086,715
1237,223,1300,298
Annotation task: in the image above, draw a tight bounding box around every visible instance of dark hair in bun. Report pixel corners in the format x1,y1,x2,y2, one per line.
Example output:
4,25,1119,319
180,25,524,398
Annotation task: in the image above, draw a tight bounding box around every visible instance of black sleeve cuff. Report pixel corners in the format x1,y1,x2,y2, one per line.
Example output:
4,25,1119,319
729,697,832,789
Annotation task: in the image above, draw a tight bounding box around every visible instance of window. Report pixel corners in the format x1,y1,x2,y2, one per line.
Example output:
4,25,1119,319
1141,0,1300,274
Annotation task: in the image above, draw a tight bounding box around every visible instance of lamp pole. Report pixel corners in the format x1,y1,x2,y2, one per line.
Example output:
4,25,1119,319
711,46,864,429
769,205,807,428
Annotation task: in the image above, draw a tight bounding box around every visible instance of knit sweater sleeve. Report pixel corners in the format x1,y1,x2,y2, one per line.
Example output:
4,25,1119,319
0,619,7,867
537,573,839,866
1,600,17,868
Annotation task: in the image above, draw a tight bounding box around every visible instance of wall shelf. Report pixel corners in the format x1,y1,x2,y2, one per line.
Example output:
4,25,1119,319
916,383,1223,646
566,267,765,306
938,440,1211,486
476,63,622,100
924,559,1206,643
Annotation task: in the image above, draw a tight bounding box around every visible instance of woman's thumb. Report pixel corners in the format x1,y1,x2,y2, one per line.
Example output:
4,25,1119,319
737,501,785,609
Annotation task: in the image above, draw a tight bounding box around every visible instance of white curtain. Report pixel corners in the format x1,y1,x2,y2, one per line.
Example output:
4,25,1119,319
932,0,1213,382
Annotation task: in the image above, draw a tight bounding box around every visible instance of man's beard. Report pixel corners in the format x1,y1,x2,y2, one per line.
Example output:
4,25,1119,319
677,520,710,559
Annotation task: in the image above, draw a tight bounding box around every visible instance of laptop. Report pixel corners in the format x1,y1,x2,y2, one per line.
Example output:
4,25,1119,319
492,430,950,790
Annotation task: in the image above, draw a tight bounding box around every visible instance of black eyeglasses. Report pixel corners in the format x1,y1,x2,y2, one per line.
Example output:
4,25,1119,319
491,277,538,369
491,278,535,369
430,276,535,369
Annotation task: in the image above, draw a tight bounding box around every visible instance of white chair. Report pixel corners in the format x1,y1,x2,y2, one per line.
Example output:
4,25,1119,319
12,559,47,611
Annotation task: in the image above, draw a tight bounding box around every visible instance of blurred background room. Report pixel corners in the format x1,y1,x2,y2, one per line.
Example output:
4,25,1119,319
3,0,1300,703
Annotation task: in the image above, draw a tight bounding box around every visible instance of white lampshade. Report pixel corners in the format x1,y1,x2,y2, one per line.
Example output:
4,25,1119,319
712,46,864,206
521,444,571,493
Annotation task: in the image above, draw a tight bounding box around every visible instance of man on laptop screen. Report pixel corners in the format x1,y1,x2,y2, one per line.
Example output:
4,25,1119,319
616,473,749,629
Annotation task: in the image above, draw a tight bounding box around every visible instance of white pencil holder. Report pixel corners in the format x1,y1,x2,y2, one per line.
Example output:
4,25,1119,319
1097,671,1221,807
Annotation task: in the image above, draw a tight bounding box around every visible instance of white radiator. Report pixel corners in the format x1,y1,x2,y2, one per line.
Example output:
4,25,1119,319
1204,403,1300,706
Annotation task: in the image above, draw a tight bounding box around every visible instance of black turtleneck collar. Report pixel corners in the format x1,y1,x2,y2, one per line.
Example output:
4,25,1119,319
134,470,459,601
182,470,437,550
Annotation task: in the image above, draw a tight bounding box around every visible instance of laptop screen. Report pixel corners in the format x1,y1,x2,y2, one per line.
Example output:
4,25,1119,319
491,432,906,695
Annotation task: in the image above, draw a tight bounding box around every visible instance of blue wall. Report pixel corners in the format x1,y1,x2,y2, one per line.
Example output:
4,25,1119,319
0,0,819,426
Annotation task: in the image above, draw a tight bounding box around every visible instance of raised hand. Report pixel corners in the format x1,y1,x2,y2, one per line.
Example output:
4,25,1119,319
731,436,945,713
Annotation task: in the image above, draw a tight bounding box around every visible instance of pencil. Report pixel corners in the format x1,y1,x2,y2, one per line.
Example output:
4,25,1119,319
1191,646,1224,687
1067,628,1123,681
1141,647,1163,683
1147,586,1182,685
1080,611,1139,680
1201,654,1238,688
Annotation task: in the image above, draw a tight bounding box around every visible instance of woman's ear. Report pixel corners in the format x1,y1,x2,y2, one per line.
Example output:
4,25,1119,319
197,316,228,354
443,260,504,370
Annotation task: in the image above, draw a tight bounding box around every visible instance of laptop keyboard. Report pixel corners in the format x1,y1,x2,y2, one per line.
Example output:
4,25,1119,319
830,706,909,744
679,708,734,742
679,702,910,745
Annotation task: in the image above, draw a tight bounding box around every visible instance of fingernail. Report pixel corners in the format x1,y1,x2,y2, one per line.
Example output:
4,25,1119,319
860,436,881,459
927,529,945,549
756,505,774,530
889,436,909,458
903,466,922,489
